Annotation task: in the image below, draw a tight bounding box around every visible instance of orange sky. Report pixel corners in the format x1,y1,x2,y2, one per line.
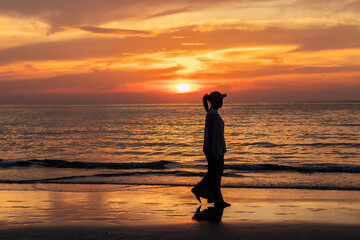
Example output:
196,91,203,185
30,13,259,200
0,0,359,103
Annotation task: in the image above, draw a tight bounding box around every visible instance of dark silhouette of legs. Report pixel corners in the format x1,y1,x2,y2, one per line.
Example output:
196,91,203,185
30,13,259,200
206,153,224,204
192,153,230,207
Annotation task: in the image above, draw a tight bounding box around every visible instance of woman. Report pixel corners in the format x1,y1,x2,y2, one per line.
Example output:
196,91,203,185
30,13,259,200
191,91,230,208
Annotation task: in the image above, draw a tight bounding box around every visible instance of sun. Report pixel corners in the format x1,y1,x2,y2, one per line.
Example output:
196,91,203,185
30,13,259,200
175,83,192,93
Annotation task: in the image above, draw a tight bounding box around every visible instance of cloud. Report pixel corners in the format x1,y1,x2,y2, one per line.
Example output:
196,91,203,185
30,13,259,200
195,70,360,102
0,0,243,26
1,24,360,65
187,65,360,80
147,7,192,18
0,66,194,104
0,1,359,103
63,26,152,36
0,66,181,94
342,0,360,12
0,0,142,26
291,25,360,51
294,0,360,12
181,42,206,46
0,34,181,64
176,24,360,52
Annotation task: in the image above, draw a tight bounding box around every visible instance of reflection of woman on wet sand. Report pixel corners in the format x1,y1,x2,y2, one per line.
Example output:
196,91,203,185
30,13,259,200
192,206,224,223
191,91,230,208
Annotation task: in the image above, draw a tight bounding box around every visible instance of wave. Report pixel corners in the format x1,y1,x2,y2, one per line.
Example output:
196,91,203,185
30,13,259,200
236,141,360,148
226,163,360,173
237,142,280,147
298,142,360,148
0,159,173,170
338,123,360,127
1,159,360,174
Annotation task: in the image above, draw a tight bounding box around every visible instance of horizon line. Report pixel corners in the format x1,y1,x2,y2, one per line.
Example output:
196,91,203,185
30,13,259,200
0,99,359,106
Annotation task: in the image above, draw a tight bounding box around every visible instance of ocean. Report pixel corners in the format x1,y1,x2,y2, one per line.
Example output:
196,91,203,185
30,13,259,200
0,102,359,191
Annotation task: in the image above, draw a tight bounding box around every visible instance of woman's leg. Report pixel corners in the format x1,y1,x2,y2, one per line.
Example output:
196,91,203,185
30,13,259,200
206,153,224,204
193,173,209,199
192,154,211,200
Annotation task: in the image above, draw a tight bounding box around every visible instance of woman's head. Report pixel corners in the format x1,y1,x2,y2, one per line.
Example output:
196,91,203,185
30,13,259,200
203,91,227,112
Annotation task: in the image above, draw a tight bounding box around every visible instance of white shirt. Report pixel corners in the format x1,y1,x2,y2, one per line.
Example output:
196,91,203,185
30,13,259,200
203,106,226,156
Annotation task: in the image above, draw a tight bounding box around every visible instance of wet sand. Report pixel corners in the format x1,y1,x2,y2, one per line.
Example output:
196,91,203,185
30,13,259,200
1,222,360,240
0,184,360,239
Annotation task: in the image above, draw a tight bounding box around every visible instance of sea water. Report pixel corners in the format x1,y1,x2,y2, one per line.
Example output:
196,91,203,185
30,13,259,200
0,102,359,190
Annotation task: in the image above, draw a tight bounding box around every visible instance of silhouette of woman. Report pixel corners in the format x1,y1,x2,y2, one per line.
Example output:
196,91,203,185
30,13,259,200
191,91,230,208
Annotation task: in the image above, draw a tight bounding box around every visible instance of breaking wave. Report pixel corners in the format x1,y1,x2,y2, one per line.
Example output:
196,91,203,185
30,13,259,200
0,159,173,170
1,159,360,173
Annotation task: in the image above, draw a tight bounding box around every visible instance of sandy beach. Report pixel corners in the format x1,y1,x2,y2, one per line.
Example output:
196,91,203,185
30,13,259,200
1,184,360,239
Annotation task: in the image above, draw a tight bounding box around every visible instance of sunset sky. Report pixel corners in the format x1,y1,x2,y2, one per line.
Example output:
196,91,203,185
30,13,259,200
0,0,359,103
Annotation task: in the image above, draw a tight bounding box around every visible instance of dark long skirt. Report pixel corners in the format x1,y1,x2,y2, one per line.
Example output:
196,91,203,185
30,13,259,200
193,153,224,203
